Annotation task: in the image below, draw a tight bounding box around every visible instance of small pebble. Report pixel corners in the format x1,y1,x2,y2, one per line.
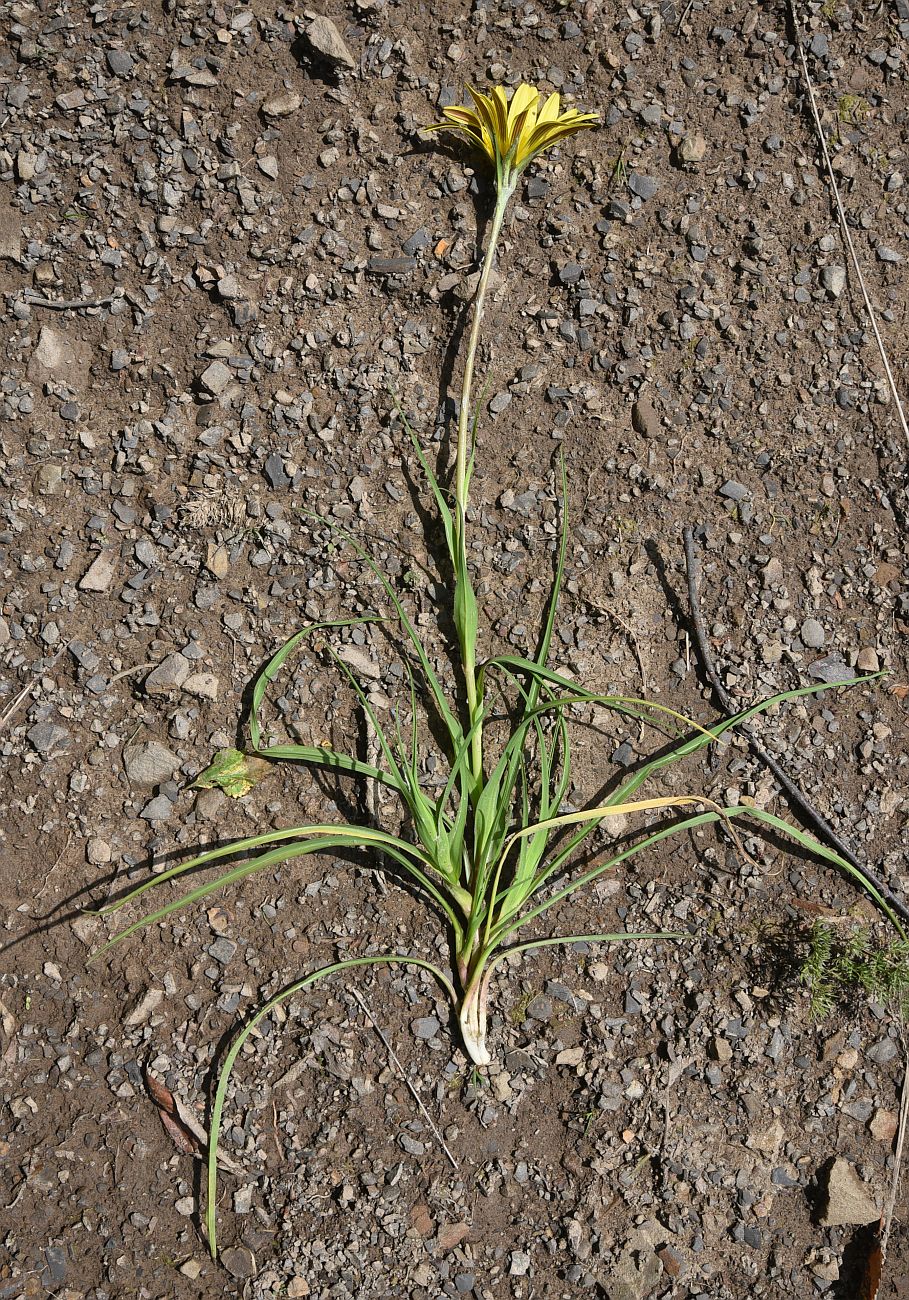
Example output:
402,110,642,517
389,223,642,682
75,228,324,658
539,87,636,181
411,1015,440,1040
801,618,825,649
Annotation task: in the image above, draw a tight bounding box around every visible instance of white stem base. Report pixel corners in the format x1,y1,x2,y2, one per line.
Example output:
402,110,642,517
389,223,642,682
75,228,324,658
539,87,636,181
458,990,491,1066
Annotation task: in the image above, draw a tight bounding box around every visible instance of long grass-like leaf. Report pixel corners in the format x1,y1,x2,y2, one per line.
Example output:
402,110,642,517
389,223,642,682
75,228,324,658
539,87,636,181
607,675,883,808
483,929,684,979
491,798,904,948
524,454,569,717
304,512,465,754
393,398,457,570
325,647,408,795
741,806,905,938
205,954,456,1258
91,825,468,960
248,616,383,751
489,659,721,743
488,795,727,933
250,743,403,791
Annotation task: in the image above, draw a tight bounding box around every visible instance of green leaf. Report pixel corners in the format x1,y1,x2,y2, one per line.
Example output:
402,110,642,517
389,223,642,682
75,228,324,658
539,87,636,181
248,616,383,751
304,512,465,755
250,742,402,791
205,954,456,1258
525,454,568,715
607,674,883,809
92,823,465,958
393,396,456,570
192,748,271,799
453,546,479,676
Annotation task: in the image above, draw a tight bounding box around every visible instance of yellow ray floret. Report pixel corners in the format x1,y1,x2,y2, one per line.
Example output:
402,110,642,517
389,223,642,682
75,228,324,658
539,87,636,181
424,81,598,187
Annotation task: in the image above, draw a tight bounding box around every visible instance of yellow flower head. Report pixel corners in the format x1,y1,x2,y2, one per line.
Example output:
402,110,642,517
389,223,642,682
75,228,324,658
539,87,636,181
425,82,598,192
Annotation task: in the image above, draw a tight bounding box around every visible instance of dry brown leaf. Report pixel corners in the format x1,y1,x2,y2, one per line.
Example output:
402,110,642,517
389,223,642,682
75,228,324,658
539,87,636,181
160,1109,200,1157
144,1065,176,1115
858,1219,883,1300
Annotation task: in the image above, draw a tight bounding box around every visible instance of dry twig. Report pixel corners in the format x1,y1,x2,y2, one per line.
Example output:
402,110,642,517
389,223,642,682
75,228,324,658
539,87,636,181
789,2,909,448
881,1043,909,1262
0,680,37,733
683,527,909,925
351,988,458,1170
21,289,117,311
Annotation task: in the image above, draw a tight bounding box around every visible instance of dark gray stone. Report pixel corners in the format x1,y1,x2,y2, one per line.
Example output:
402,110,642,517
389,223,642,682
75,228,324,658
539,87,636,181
106,49,135,77
263,452,290,489
628,172,659,200
27,721,71,755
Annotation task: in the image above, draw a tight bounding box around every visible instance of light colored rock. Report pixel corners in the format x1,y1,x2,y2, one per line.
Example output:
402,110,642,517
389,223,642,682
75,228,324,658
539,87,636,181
28,326,79,382
762,556,785,588
199,360,232,396
747,1118,785,1155
677,132,707,164
0,205,22,264
801,618,825,649
631,396,659,438
303,13,355,68
125,986,164,1026
510,1251,531,1277
821,264,847,298
604,1242,663,1300
436,1222,469,1252
183,671,220,700
145,653,190,694
870,1109,898,1144
217,273,241,300
555,1046,584,1067
86,837,112,865
336,644,381,679
206,542,231,578
16,150,38,180
72,915,100,946
34,464,63,495
123,740,180,786
819,1158,879,1227
262,91,301,118
79,549,118,593
856,646,880,673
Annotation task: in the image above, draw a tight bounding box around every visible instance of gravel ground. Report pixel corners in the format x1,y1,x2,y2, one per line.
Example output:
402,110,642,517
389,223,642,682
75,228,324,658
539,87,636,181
1,0,909,1296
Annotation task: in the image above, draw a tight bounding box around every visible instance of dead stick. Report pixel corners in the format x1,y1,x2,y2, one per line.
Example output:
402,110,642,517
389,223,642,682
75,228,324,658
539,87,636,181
683,527,909,925
789,1,908,448
350,989,458,1170
881,1042,909,1262
21,290,116,311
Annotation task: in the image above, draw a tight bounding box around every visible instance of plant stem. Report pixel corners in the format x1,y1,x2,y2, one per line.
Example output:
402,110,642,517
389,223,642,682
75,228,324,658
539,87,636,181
458,968,491,1066
454,180,513,790
454,184,511,518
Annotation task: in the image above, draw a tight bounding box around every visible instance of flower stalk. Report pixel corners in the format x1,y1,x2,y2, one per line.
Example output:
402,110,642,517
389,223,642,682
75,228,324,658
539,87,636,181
453,179,514,795
430,84,597,814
